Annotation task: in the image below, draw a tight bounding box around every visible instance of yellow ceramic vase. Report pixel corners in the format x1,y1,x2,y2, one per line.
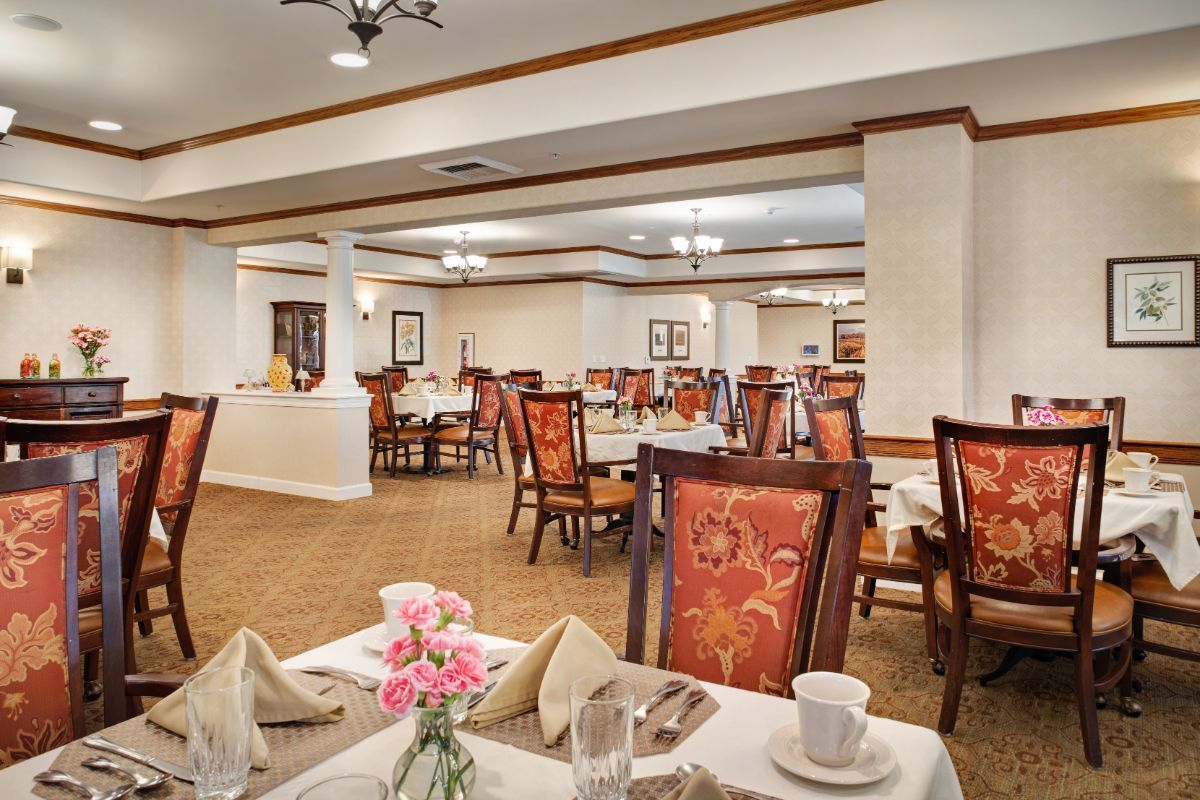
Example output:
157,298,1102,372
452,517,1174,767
266,354,293,392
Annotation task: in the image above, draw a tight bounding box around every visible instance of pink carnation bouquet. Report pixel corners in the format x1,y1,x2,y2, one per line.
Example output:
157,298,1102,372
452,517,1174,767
1024,405,1066,426
68,325,112,378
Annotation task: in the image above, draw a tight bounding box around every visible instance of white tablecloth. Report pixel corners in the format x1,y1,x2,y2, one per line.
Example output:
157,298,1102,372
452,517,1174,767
584,424,728,465
0,629,962,799
391,392,473,418
582,390,617,404
886,472,1199,590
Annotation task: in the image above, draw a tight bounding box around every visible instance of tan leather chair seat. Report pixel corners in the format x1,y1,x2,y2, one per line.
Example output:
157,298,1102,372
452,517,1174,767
1131,559,1200,612
139,538,173,577
518,473,536,489
933,571,1132,634
544,477,635,511
79,607,102,637
434,426,492,444
859,525,921,570
377,426,431,442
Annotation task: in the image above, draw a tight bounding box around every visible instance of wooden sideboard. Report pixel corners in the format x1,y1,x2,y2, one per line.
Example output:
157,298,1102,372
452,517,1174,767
0,377,128,420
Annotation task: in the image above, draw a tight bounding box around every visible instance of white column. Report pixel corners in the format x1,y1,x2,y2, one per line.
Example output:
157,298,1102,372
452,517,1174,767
315,230,364,394
713,301,732,371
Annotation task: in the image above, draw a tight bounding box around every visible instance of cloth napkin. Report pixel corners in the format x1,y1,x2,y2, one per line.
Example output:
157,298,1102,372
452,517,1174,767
1104,450,1140,484
590,412,623,434
583,383,598,392
398,379,422,396
636,406,654,423
661,768,731,800
583,407,598,428
442,386,463,396
469,615,617,746
146,628,344,769
657,410,691,431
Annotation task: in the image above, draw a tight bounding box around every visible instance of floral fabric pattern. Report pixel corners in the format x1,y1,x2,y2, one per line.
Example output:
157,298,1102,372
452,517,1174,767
679,368,702,380
0,486,73,766
587,371,613,390
669,478,823,695
525,401,577,484
759,398,789,459
511,375,540,384
958,442,1078,592
155,408,204,510
673,389,713,422
27,437,148,595
621,373,651,407
476,380,502,429
363,377,391,427
814,410,854,461
502,391,526,449
746,367,774,382
825,380,859,399
386,371,407,392
1050,408,1106,426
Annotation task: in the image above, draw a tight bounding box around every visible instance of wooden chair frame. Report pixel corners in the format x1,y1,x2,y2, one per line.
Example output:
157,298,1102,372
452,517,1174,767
508,369,543,385
821,374,864,401
746,387,794,459
1011,394,1127,451
497,385,568,542
433,373,503,479
625,444,872,683
745,364,776,382
613,367,656,409
735,380,797,458
585,368,614,390
361,372,432,477
663,378,724,424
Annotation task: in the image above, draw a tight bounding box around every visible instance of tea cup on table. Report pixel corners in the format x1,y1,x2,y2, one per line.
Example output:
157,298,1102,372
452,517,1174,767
693,411,709,425
379,582,435,638
642,417,658,434
1123,468,1160,494
1127,451,1159,470
791,671,870,767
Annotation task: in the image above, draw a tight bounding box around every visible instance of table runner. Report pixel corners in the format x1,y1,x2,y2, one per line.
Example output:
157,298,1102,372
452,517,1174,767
582,774,785,800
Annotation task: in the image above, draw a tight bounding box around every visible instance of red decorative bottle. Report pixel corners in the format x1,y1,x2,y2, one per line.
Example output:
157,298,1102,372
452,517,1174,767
20,353,30,379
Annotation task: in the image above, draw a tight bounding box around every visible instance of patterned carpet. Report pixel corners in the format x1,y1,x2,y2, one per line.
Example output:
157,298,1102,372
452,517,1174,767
123,463,1200,800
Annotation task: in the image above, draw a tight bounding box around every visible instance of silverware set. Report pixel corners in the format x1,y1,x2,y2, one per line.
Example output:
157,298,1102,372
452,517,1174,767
653,686,707,740
34,752,173,798
633,678,687,727
295,664,381,690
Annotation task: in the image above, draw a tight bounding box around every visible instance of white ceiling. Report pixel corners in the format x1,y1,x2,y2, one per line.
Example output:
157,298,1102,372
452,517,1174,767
366,185,865,254
0,0,767,148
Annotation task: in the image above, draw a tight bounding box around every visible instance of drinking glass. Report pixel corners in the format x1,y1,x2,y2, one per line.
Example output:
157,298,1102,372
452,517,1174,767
185,666,255,800
570,675,634,800
297,774,389,800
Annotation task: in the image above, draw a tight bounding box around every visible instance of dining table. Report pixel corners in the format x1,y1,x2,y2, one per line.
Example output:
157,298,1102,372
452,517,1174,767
885,469,1199,590
2,628,964,799
391,391,474,420
583,423,728,467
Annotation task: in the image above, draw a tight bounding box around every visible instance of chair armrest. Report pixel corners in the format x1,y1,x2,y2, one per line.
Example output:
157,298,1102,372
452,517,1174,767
866,501,887,514
125,673,187,698
1096,535,1138,565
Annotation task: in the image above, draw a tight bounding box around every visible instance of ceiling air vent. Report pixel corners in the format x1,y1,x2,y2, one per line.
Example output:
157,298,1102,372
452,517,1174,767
419,156,523,182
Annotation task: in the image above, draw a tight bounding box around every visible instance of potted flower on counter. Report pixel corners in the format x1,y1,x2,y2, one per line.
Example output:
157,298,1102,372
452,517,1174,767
68,325,112,378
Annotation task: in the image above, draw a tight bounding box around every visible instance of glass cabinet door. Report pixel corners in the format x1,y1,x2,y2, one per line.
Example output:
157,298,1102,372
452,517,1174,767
274,311,293,367
297,309,322,371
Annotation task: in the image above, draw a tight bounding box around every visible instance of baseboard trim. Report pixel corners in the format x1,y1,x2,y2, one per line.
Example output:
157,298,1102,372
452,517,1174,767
200,469,372,501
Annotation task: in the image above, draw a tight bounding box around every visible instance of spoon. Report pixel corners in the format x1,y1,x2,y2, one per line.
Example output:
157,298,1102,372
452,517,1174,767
674,763,775,800
82,757,172,790
33,770,136,800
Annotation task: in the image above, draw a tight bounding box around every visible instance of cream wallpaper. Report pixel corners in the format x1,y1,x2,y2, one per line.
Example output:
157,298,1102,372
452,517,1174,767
757,303,871,371
174,228,239,395
973,116,1200,441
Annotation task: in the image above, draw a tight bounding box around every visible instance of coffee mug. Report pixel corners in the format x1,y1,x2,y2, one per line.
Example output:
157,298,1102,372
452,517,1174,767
1123,468,1161,493
1127,451,1159,470
379,582,435,638
642,418,658,433
694,411,709,424
791,671,870,767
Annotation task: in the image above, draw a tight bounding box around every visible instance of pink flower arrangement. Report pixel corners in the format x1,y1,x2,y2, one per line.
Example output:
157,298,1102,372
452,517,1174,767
68,325,112,377
798,384,816,399
565,371,577,379
425,370,441,383
377,591,486,719
1025,405,1066,426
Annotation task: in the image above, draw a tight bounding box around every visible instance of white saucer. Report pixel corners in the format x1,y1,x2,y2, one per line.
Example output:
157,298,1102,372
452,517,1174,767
767,724,896,786
362,623,390,653
1113,488,1157,498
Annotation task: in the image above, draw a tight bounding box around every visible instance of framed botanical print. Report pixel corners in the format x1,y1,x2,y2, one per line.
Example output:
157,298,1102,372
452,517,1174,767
648,319,670,361
832,319,865,363
456,332,475,369
1107,255,1198,347
670,321,691,360
392,310,424,365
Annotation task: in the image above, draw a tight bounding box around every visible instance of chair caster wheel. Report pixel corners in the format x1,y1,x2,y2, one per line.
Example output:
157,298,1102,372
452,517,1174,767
570,541,580,551
931,660,946,676
560,536,570,547
84,680,103,702
1133,648,1148,662
1118,697,1143,718
1095,694,1108,709
1132,678,1144,693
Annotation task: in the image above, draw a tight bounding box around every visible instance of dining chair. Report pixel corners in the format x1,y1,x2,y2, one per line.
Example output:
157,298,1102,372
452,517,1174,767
1121,550,1200,664
131,393,219,661
822,374,864,400
382,366,409,392
735,380,797,459
625,443,872,693
805,395,944,671
795,366,817,392
1011,394,1127,451
677,367,703,380
498,386,571,542
930,416,1134,768
0,447,187,765
457,367,493,391
433,372,504,479
509,369,543,385
746,387,794,459
520,389,635,577
361,372,432,477
615,367,655,409
585,368,614,390
663,378,723,423
707,367,726,378
745,364,775,382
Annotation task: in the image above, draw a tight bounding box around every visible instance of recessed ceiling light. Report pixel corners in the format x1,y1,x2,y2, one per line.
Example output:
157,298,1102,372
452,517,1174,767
89,120,123,132
783,238,800,244
10,13,62,32
628,235,646,241
331,52,370,68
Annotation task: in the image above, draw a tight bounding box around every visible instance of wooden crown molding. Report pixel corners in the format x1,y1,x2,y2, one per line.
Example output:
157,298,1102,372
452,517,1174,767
975,98,1200,141
0,193,207,229
643,241,863,260
8,125,144,160
311,240,863,262
853,107,979,138
863,434,1200,466
756,300,865,308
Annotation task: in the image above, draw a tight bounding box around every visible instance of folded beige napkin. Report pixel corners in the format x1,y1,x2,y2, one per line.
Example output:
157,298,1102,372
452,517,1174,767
147,628,344,769
583,407,598,428
442,386,463,396
661,768,731,800
636,406,654,423
1104,450,1139,484
582,383,598,392
398,380,421,396
657,410,691,431
590,412,623,434
469,615,616,746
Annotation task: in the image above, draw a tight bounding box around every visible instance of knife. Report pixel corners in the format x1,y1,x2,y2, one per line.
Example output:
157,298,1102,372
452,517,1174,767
82,735,194,783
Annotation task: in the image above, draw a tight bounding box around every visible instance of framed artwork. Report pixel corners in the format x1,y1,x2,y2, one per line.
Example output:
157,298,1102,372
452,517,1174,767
456,332,476,369
1107,255,1198,347
392,311,424,365
670,321,691,360
832,319,865,363
648,319,670,361
802,344,820,357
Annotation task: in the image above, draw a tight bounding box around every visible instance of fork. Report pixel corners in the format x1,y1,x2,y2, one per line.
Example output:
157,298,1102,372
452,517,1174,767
294,665,381,690
633,678,688,727
654,688,707,739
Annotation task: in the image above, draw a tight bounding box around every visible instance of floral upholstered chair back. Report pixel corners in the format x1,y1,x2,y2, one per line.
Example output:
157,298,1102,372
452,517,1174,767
666,477,826,695
823,376,862,400
459,370,478,390
522,395,580,487
383,367,408,393
1012,394,1125,452
679,367,702,381
586,369,613,390
620,370,652,407
500,388,527,455
510,370,542,385
807,401,858,463
753,390,793,460
361,373,393,431
473,376,503,431
745,365,775,382
669,384,716,423
795,367,817,392
153,406,208,527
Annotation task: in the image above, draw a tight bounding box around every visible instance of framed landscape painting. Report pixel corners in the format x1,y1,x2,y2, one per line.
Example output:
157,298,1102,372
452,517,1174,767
1107,255,1198,347
833,319,865,363
392,310,424,365
670,321,691,360
649,319,670,361
802,344,820,357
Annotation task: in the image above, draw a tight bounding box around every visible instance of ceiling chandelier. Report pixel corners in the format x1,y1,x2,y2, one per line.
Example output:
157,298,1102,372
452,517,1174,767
442,231,486,283
758,288,787,306
281,0,442,62
670,208,723,272
822,291,850,315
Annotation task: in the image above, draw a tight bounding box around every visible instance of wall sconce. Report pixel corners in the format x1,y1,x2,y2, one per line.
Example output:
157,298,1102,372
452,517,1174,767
700,306,712,329
2,245,33,284
359,298,374,320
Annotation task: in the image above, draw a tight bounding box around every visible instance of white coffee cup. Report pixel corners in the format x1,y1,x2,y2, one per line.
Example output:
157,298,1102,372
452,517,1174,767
693,411,709,424
642,417,658,433
379,582,435,638
1123,468,1161,493
1127,451,1159,470
791,671,870,767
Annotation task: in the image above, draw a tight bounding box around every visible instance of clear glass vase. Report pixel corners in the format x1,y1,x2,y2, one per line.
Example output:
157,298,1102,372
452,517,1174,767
82,360,98,378
393,706,475,800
